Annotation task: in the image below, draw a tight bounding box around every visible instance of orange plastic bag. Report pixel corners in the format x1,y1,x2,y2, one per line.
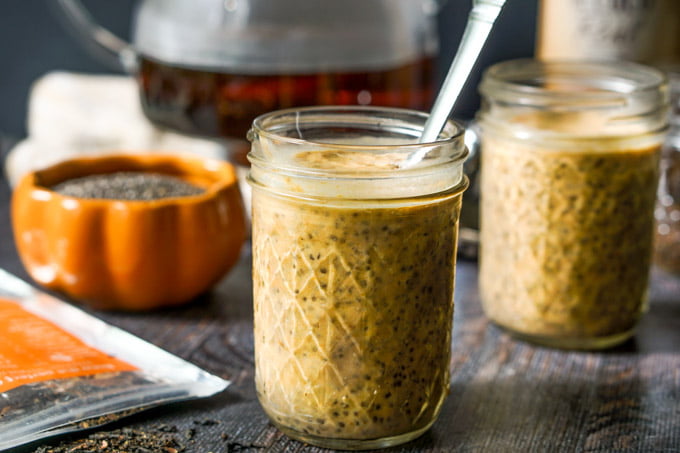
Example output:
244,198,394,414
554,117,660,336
0,269,228,450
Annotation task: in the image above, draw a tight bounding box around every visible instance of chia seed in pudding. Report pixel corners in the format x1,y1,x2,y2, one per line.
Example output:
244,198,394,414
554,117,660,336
51,172,205,200
252,161,463,441
480,134,660,344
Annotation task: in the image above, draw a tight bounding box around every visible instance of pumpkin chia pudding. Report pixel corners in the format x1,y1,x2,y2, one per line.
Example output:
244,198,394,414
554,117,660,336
247,106,468,449
477,60,668,349
252,187,462,442
480,134,660,345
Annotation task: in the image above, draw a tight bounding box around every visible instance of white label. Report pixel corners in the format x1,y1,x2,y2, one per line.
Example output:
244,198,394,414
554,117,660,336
537,0,678,64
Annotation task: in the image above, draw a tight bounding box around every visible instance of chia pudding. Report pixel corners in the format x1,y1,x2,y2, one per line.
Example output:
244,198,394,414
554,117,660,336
477,60,668,349
247,106,468,449
252,187,462,442
479,132,661,347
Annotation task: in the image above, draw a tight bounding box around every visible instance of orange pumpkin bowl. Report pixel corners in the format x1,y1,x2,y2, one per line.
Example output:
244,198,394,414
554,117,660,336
11,153,247,311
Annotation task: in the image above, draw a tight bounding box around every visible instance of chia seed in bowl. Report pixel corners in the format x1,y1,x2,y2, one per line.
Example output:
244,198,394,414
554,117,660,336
51,172,205,200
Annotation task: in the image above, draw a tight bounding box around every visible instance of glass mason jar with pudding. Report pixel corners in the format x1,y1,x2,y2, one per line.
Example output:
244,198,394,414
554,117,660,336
477,60,669,350
247,106,468,449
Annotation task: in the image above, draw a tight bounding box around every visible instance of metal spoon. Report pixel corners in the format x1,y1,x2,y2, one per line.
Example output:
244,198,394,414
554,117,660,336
402,0,507,167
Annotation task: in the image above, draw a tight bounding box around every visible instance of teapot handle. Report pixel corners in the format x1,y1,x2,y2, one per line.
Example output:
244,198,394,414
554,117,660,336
54,0,137,72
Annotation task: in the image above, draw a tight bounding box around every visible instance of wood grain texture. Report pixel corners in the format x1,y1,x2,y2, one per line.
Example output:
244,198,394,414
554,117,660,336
1,178,679,453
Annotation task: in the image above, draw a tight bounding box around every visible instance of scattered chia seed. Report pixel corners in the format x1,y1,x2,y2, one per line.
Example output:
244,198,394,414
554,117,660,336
157,424,179,433
51,172,205,200
33,427,185,453
193,418,220,426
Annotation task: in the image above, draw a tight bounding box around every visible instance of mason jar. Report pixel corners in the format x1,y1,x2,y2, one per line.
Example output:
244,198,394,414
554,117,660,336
477,60,669,350
247,106,468,449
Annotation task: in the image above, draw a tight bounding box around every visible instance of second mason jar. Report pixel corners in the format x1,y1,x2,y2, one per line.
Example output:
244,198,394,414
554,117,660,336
478,60,669,350
247,106,468,449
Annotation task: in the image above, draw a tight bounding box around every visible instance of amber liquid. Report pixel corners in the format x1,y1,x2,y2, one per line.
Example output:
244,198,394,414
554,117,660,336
137,56,435,162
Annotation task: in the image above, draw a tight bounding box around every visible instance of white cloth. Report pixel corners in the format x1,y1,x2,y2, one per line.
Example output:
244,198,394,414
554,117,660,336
5,71,228,187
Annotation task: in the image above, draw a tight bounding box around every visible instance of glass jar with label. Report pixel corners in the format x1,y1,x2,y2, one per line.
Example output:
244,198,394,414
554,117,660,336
477,60,669,350
247,106,468,449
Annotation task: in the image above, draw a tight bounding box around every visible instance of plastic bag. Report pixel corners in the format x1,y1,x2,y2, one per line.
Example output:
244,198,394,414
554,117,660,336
0,268,229,450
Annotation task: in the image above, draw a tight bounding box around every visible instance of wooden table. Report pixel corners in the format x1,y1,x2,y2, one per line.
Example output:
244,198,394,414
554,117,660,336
2,175,679,453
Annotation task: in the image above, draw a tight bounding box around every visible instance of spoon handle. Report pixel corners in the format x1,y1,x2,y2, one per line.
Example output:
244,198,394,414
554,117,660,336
418,0,507,145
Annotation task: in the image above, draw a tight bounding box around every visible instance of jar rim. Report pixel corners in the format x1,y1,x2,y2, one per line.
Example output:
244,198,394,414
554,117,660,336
250,106,465,150
248,106,468,177
479,59,668,108
247,106,468,200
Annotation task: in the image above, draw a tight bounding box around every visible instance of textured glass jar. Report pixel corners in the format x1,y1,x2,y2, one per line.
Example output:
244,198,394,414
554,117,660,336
477,60,669,350
247,106,468,450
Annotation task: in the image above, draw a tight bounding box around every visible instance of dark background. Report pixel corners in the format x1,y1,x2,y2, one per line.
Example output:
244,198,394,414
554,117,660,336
0,0,537,140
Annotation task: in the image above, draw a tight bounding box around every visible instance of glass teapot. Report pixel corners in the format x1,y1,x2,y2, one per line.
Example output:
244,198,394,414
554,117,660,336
55,0,440,158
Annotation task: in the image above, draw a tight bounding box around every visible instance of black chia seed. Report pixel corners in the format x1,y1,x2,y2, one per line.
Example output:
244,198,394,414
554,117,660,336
33,426,185,453
51,172,205,200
